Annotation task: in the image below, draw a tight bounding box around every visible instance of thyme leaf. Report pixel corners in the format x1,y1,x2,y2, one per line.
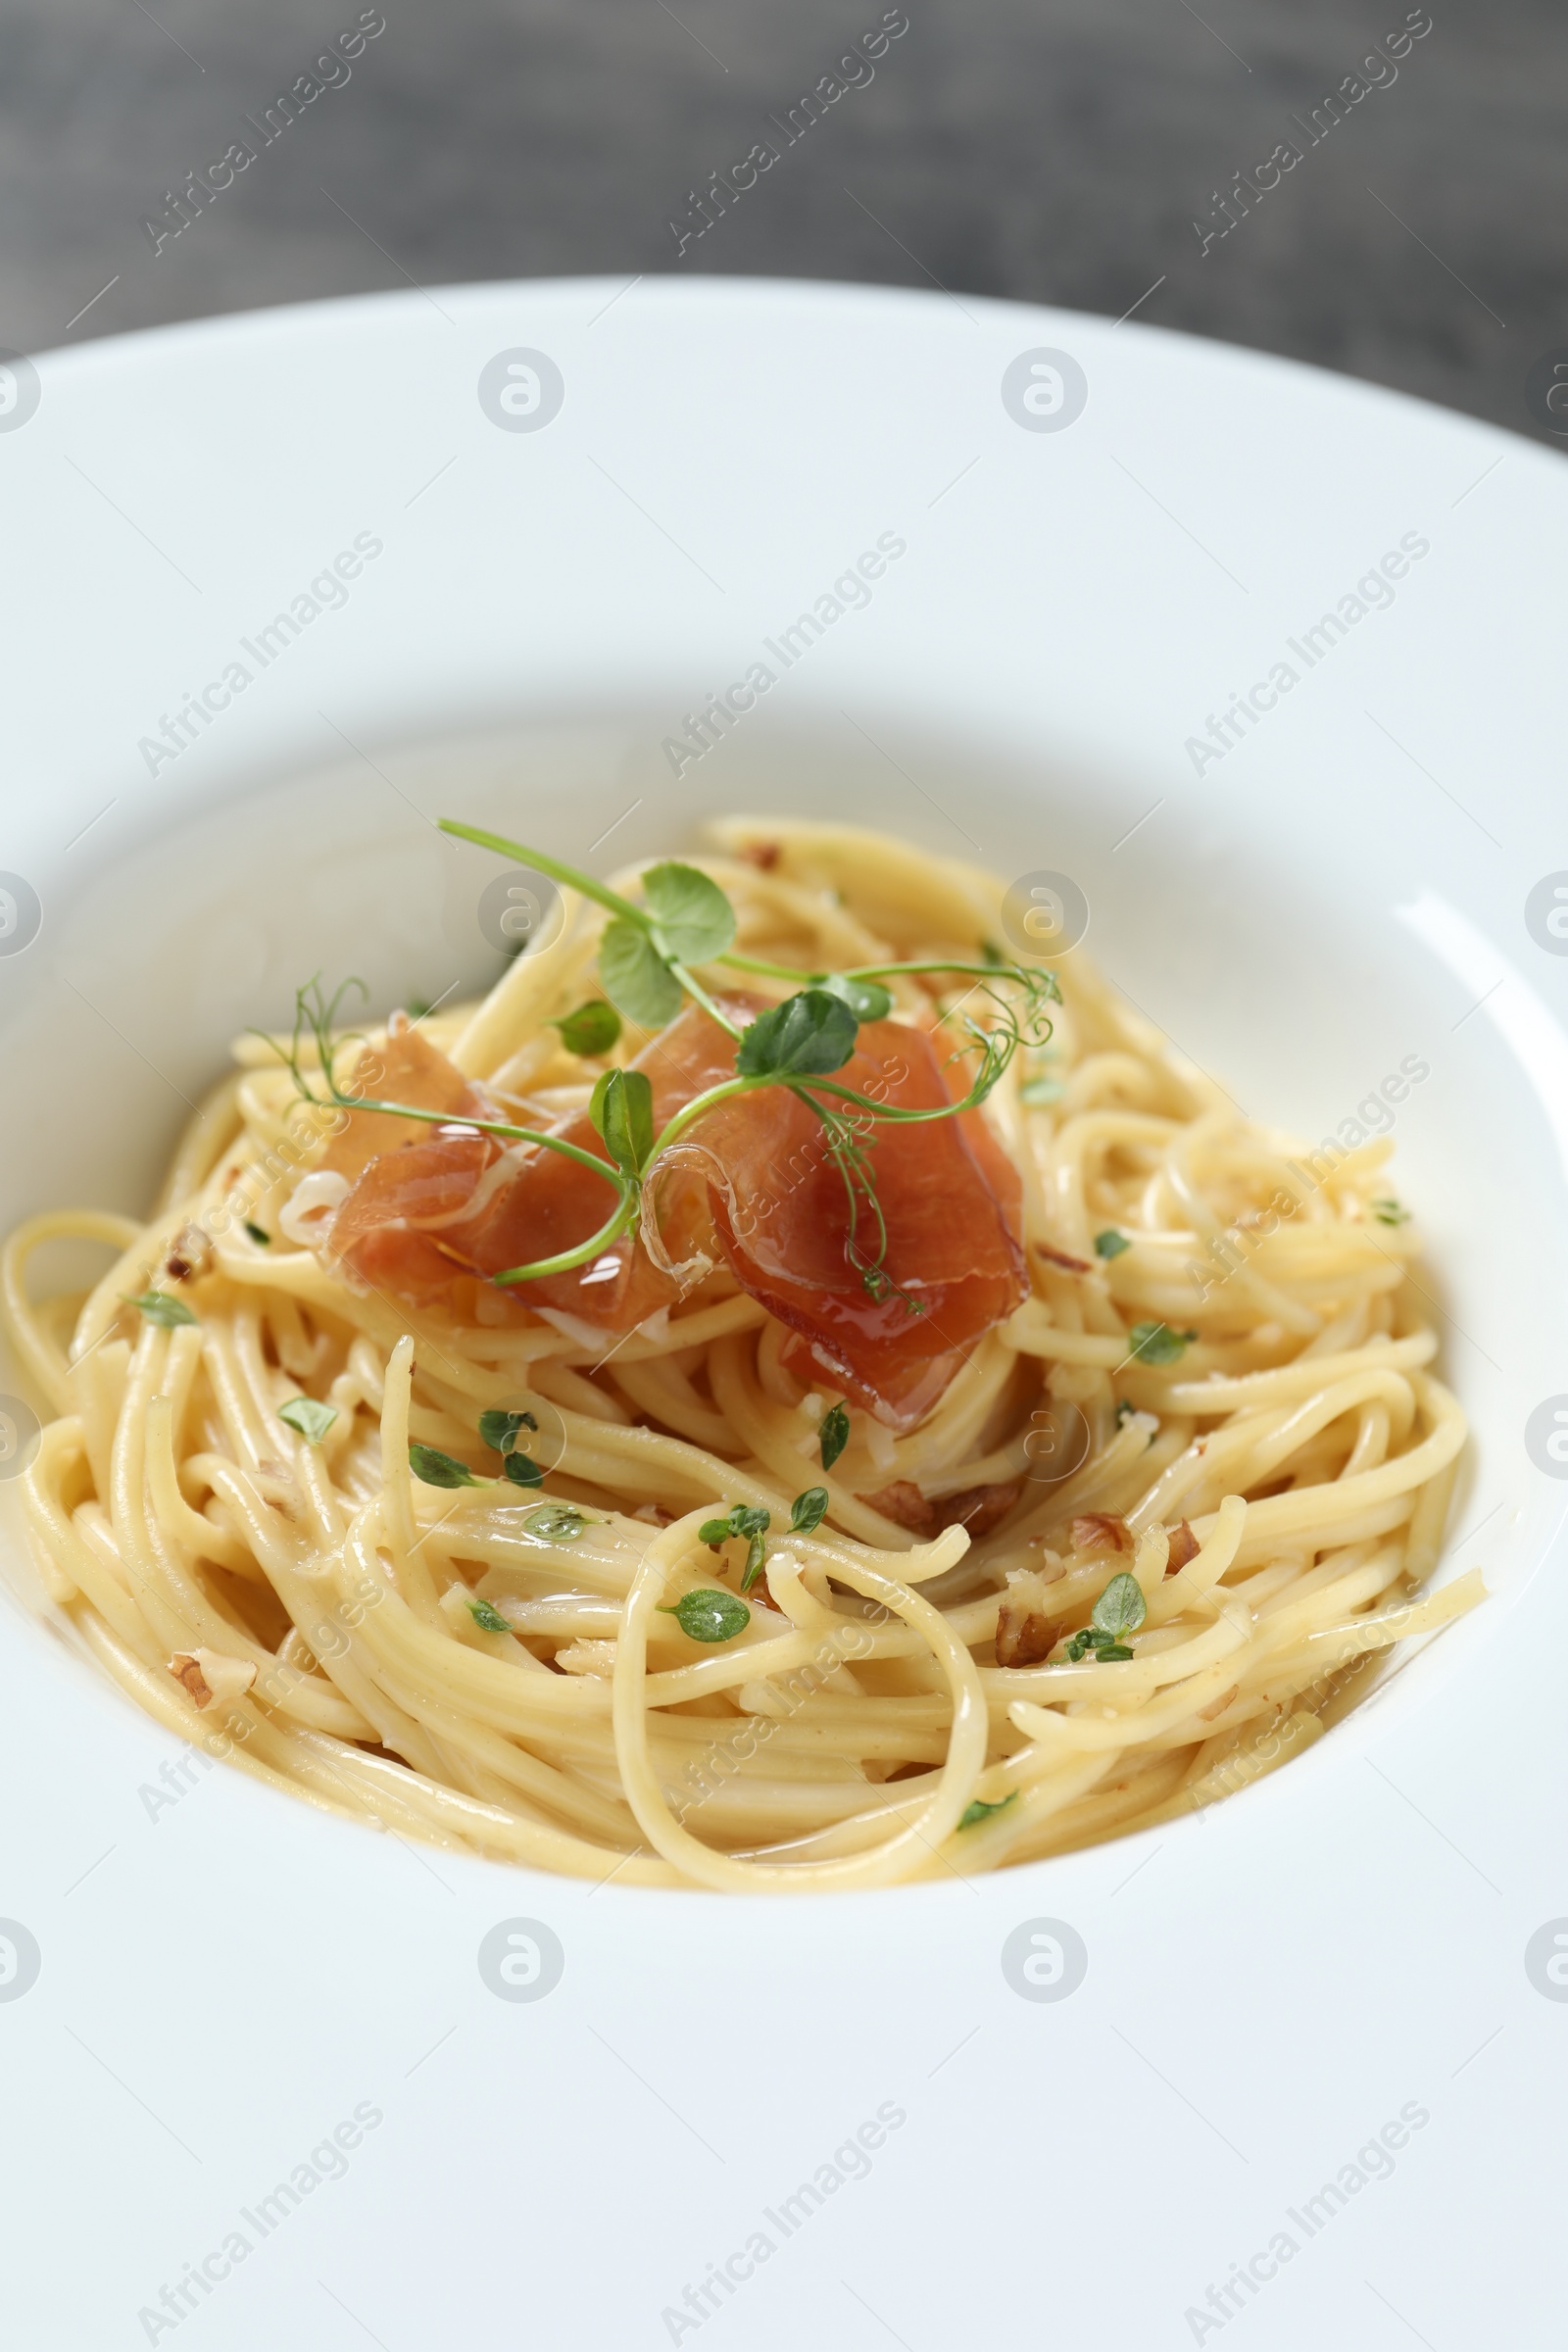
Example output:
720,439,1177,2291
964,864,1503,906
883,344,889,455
279,1396,336,1445
958,1790,1018,1830
659,1587,751,1642
124,1291,197,1328
1126,1320,1197,1365
789,1487,829,1534
408,1443,486,1489
819,972,893,1022
554,1001,621,1055
478,1408,538,1452
524,1504,589,1541
466,1597,512,1634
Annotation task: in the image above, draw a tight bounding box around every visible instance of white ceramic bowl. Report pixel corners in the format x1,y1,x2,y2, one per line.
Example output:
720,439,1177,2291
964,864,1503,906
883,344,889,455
2,280,1564,2350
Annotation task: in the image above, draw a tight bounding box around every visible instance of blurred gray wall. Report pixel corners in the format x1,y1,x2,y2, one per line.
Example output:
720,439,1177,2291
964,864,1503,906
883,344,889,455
4,0,1563,437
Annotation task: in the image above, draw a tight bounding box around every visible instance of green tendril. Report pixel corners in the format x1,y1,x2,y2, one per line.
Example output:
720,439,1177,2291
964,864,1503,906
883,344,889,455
283,829,1059,1300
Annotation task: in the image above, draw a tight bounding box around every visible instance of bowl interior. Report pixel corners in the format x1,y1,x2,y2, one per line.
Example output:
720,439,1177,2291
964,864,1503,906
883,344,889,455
0,701,1552,1782
3,276,1564,1857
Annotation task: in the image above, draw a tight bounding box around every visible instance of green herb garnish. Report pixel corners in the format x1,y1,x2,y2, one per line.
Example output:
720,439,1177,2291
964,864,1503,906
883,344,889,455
698,1502,770,1547
600,918,684,1028
789,1487,829,1535
553,1001,621,1055
408,1443,487,1488
958,1790,1018,1830
523,1504,588,1542
478,1408,538,1452
818,1402,850,1472
819,971,893,1021
600,860,738,1027
1126,1320,1197,1365
589,1065,656,1177
659,1587,752,1643
124,1291,198,1328
1095,1230,1131,1259
271,823,1060,1314
1372,1199,1410,1225
244,1222,270,1247
1064,1570,1147,1661
478,1408,543,1485
466,1596,512,1634
279,1396,337,1445
735,990,859,1081
698,1501,771,1589
642,860,738,966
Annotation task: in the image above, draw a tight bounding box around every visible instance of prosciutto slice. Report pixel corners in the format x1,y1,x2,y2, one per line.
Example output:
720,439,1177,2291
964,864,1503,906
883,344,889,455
321,1000,1026,1427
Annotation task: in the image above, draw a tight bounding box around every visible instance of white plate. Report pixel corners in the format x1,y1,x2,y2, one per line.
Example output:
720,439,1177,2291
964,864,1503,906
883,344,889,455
2,279,1565,2351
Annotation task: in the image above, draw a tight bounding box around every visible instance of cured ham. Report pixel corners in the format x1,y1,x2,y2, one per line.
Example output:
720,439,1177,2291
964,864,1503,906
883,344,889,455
320,1000,1026,1427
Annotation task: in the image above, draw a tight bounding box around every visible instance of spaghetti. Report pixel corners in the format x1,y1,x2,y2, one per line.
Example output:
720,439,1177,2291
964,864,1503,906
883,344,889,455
0,817,1477,1889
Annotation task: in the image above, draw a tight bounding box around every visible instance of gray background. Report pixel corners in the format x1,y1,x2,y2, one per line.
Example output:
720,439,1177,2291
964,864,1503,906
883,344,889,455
4,0,1565,437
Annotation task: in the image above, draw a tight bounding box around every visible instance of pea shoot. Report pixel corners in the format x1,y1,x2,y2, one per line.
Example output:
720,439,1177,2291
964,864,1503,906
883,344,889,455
1095,1229,1130,1259
270,820,1059,1312
698,1502,770,1590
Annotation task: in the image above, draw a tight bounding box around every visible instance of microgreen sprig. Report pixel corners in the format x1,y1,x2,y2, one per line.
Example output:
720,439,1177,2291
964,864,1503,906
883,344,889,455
279,824,1059,1307
697,1487,833,1590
